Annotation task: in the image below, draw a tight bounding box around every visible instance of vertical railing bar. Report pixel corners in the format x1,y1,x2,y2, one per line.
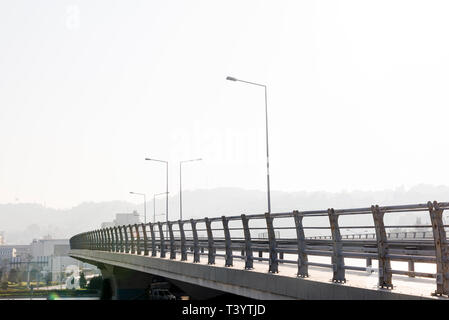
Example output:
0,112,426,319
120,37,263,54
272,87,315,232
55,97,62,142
158,222,166,258
371,205,393,289
328,208,346,283
168,222,176,259
142,223,149,255
241,214,253,270
149,223,157,256
429,201,449,296
293,210,309,277
205,217,215,265
265,212,278,273
222,216,233,267
179,220,187,261
191,219,200,263
135,224,141,255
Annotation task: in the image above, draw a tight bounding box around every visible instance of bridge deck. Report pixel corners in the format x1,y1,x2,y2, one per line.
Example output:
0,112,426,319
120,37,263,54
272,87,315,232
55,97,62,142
164,253,442,299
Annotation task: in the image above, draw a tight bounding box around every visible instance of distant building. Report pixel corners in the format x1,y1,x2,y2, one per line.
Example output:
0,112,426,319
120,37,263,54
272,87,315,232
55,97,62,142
31,239,70,257
114,211,140,226
101,222,115,229
0,247,16,260
101,211,141,228
0,231,4,245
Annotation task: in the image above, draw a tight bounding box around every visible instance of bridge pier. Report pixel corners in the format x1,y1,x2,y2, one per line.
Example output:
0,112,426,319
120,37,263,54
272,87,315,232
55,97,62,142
99,265,153,300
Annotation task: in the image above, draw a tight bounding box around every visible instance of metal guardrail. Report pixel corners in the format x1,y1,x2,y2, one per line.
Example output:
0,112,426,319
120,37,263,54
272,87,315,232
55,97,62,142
69,200,449,297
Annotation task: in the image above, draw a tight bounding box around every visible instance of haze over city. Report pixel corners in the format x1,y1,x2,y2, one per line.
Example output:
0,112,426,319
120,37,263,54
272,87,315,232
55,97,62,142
1,1,449,213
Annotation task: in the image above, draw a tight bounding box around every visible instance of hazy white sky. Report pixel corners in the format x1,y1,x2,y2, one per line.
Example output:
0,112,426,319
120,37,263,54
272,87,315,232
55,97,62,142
1,1,449,209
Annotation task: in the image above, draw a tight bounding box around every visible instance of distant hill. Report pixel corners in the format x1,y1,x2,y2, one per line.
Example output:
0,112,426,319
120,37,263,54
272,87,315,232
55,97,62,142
0,184,447,244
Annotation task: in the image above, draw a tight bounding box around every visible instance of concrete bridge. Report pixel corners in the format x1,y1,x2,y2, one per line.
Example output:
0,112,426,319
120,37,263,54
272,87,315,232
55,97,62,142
69,201,449,300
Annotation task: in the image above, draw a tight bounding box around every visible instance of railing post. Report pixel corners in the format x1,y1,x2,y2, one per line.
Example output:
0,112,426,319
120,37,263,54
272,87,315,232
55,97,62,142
106,228,111,251
178,220,187,261
371,205,393,289
135,224,141,255
158,222,166,258
107,228,112,251
428,201,449,296
119,226,125,253
142,223,149,255
328,208,345,283
168,222,176,259
191,219,200,263
241,214,253,270
87,232,91,250
129,224,136,254
205,218,215,265
114,227,119,252
265,212,278,273
149,223,157,257
96,230,100,250
222,216,233,267
95,230,100,250
293,210,309,277
100,229,105,251
124,225,129,253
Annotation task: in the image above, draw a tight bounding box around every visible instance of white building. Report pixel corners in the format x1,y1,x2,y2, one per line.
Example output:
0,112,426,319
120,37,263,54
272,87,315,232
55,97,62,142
101,211,141,228
0,247,16,260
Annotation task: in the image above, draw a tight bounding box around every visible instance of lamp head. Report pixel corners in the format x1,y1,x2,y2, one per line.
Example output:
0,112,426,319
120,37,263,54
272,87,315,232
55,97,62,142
226,76,238,81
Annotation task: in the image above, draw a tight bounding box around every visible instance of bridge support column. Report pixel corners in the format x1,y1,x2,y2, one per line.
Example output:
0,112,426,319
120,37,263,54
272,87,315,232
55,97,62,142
98,265,153,300
222,216,233,267
179,220,187,261
328,208,345,283
293,210,309,277
428,201,449,296
371,205,393,289
241,214,253,270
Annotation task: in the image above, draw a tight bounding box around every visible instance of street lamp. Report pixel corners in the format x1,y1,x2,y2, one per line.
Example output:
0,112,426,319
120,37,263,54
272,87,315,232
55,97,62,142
226,76,271,213
179,158,202,220
129,192,147,224
153,192,169,224
145,158,169,236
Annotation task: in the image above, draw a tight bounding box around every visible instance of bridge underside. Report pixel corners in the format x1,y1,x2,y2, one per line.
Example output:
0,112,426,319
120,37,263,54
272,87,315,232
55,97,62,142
69,249,430,300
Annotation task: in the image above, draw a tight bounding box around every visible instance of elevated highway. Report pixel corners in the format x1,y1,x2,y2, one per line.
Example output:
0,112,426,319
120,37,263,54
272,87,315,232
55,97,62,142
69,201,449,300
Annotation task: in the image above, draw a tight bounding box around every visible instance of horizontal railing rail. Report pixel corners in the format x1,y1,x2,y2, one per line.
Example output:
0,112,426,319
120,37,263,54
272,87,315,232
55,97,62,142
70,200,449,297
